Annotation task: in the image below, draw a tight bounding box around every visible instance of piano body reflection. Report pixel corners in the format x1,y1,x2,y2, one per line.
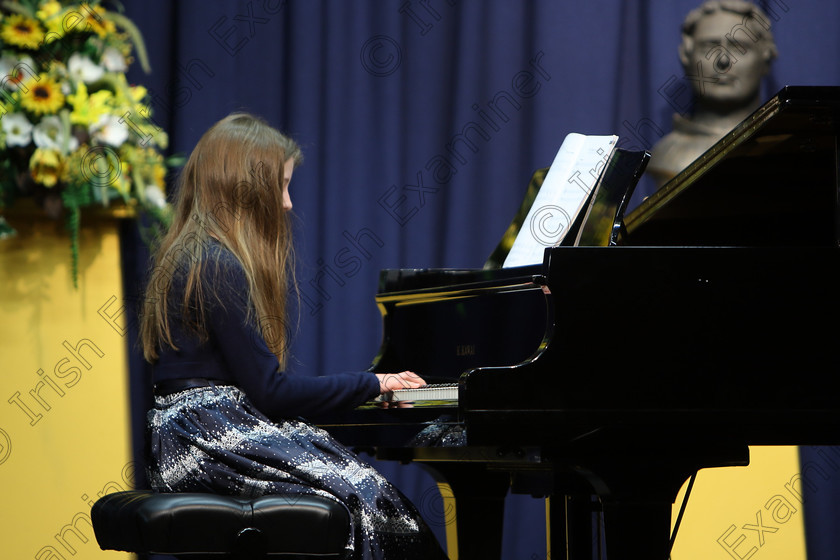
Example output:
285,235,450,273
319,86,840,560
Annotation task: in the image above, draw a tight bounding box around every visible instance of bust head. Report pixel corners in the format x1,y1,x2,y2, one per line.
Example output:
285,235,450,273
679,1,778,111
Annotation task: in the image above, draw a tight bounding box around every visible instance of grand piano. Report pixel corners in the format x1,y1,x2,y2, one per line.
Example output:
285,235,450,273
319,86,840,560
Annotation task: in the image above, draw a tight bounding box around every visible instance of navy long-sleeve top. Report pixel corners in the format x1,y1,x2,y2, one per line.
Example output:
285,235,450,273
152,239,381,420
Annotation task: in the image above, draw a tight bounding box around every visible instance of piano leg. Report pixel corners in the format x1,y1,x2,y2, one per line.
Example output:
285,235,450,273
547,490,677,560
545,442,750,560
420,463,511,560
547,494,600,560
600,499,672,560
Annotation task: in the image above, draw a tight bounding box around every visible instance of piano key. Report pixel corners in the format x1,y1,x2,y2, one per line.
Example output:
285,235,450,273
374,383,459,403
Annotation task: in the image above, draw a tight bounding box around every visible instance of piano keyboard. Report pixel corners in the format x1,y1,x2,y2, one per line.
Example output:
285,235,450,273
374,383,459,403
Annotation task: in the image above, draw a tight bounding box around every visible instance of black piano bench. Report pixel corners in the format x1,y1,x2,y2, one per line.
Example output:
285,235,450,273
90,490,352,559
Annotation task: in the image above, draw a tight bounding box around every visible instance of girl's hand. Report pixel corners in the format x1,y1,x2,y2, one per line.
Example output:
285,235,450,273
376,371,426,393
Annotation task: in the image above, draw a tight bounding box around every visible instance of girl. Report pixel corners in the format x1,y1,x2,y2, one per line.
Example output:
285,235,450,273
140,113,448,560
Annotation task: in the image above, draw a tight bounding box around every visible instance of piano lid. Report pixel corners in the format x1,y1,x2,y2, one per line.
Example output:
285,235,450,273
623,86,840,247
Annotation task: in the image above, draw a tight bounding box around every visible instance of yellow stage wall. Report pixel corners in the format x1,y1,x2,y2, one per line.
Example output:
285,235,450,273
0,211,134,559
671,446,807,560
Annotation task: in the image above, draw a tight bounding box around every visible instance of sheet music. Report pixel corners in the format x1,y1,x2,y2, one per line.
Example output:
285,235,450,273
503,133,618,268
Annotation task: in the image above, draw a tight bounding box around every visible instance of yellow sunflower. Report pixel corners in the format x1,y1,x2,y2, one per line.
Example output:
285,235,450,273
0,14,46,49
19,75,66,116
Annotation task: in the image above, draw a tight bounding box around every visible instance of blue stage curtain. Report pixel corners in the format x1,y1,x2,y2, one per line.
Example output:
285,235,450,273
119,1,840,557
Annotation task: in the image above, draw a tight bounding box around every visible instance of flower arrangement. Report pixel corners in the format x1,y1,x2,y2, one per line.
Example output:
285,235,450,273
0,0,175,283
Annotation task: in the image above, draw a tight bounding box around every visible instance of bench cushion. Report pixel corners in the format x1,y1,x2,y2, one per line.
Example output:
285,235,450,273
91,491,351,558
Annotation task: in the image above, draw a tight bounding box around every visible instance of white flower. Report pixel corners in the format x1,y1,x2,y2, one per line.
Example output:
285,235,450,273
67,53,105,84
32,115,79,153
90,114,129,147
0,55,37,92
2,113,33,147
101,47,128,72
144,184,167,209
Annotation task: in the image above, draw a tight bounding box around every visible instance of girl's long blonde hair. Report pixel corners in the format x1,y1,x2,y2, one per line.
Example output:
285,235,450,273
140,113,303,369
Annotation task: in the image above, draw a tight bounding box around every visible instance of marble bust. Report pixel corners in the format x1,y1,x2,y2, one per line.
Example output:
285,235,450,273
647,0,778,187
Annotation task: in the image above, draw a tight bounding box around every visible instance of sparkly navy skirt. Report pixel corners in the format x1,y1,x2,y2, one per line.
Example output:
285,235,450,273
147,385,447,560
